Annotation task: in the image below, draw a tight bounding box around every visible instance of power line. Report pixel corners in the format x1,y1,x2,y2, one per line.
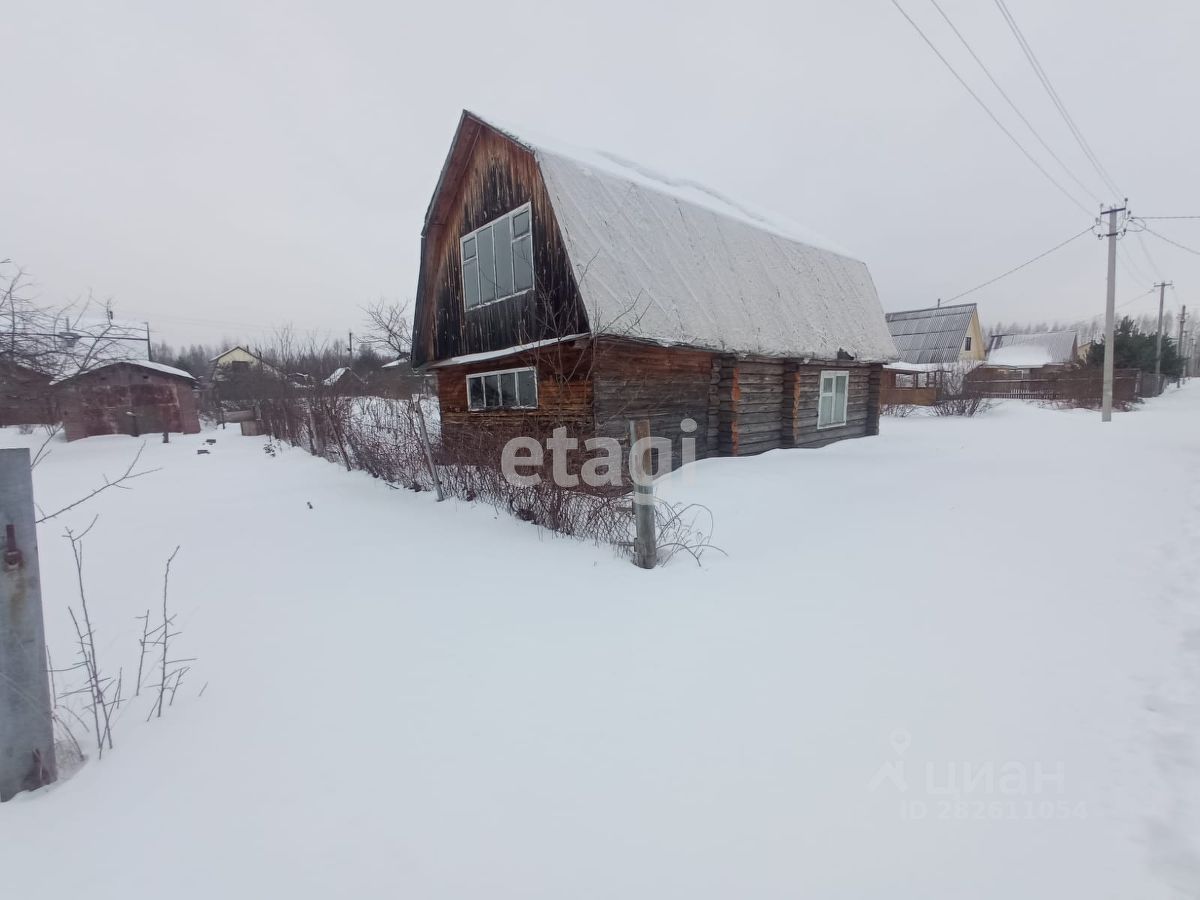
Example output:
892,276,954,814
944,226,1094,302
889,0,1094,215
1137,223,1200,257
1133,231,1164,281
1139,215,1200,221
927,0,1103,204
992,0,1122,198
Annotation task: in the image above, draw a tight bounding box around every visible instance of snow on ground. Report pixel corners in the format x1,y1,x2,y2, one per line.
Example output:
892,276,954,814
2,387,1200,898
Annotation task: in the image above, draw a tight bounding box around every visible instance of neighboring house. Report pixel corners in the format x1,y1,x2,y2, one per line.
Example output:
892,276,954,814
0,311,152,425
53,360,200,441
0,358,55,426
322,366,365,394
881,303,986,405
209,346,282,380
410,111,897,462
984,331,1079,371
885,302,986,364
376,354,430,398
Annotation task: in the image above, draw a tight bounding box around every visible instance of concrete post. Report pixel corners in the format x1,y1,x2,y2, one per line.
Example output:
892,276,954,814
0,448,56,801
629,419,657,570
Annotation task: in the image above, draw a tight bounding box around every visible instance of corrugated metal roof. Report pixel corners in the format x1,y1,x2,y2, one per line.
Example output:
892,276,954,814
884,303,977,364
987,331,1078,366
436,112,899,362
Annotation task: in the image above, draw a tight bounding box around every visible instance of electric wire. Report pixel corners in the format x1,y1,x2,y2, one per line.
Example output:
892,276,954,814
889,0,1094,216
992,0,1123,199
944,226,1094,303
1137,224,1200,258
927,0,1103,205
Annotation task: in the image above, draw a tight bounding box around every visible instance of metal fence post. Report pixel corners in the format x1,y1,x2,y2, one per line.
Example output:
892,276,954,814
0,448,56,801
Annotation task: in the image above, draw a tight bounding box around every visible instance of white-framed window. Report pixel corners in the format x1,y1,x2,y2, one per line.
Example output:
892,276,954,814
466,366,538,411
461,203,534,310
818,370,849,428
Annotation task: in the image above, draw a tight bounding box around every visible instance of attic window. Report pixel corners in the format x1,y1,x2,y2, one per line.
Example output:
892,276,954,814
461,204,534,309
964,336,972,351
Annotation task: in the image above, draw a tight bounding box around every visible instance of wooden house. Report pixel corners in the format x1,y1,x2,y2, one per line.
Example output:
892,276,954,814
881,302,985,405
54,360,200,441
984,331,1079,372
210,346,282,380
410,112,897,464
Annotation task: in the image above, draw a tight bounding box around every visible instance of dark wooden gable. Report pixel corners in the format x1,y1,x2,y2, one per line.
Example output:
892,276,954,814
411,113,589,367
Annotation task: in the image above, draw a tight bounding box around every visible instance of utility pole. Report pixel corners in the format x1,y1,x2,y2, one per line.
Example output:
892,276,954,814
1100,203,1126,422
1154,281,1172,385
347,331,354,367
1179,306,1188,383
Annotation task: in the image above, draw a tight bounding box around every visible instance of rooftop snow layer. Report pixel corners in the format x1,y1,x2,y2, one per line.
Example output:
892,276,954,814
470,112,898,362
987,330,1078,367
52,358,196,385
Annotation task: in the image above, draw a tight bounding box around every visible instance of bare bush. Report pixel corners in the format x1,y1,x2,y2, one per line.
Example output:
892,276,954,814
257,387,635,549
59,519,121,759
881,403,917,418
655,501,725,566
933,364,995,417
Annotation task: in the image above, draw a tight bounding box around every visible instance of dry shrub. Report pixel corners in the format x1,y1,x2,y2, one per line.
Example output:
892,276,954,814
934,364,994,417
257,388,633,548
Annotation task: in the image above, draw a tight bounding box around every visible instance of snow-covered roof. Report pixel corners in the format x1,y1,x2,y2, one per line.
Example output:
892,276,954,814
883,360,982,373
987,331,1078,368
885,303,977,364
381,355,412,370
455,112,898,362
52,358,196,385
323,367,349,386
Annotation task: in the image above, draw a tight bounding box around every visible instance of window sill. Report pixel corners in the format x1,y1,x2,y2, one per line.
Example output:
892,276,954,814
465,288,534,313
816,420,848,430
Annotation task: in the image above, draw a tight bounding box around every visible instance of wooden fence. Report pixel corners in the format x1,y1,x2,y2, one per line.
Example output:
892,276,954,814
966,367,1142,403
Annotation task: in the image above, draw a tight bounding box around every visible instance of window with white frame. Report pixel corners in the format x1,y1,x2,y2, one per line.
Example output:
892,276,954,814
818,370,849,428
461,204,534,310
466,367,537,411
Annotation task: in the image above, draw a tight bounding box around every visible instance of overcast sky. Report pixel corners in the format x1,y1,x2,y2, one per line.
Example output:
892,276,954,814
3,0,1199,349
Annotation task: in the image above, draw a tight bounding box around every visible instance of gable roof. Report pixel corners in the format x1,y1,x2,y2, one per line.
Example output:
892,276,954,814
986,331,1078,367
211,346,262,364
884,303,978,364
52,359,196,386
422,111,898,362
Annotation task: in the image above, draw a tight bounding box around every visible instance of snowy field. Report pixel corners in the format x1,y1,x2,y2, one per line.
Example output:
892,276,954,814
2,387,1200,898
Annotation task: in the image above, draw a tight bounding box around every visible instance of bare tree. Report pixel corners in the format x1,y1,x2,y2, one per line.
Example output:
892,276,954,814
361,300,412,360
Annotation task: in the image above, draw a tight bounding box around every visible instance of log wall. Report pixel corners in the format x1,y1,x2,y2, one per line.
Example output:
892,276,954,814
786,363,881,448
713,356,787,456
592,338,716,469
435,341,594,442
